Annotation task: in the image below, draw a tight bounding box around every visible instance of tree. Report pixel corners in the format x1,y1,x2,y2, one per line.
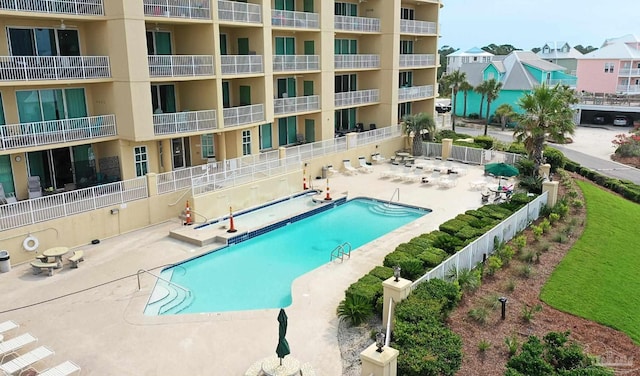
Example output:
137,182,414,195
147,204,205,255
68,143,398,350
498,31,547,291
402,112,436,156
514,84,578,174
483,78,503,135
573,44,597,54
531,47,541,54
475,81,490,119
442,70,467,132
459,81,473,118
482,44,521,55
495,103,515,131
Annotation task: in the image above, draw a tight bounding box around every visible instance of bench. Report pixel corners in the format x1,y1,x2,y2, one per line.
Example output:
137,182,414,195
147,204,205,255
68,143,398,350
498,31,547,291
30,261,58,276
68,250,84,268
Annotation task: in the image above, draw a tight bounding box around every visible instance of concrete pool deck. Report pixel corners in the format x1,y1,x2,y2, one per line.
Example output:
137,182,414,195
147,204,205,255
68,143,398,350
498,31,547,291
0,160,493,375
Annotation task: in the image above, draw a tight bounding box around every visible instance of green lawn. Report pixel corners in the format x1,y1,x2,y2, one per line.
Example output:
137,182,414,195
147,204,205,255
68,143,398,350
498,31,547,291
541,180,640,344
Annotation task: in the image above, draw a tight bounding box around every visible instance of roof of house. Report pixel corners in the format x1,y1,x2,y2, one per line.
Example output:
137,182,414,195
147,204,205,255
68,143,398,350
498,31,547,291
537,42,584,59
601,34,640,47
458,63,490,86
582,39,640,59
447,47,494,57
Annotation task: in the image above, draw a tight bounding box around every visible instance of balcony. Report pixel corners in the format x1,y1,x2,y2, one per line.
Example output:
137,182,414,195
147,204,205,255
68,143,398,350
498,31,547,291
617,85,640,94
619,68,640,76
143,0,210,19
218,0,261,23
335,89,379,108
274,95,319,115
273,55,319,72
223,104,265,127
153,110,216,135
398,85,434,101
400,19,437,35
547,78,576,87
221,55,263,75
0,0,104,16
148,55,214,77
334,54,380,70
271,9,319,29
0,115,116,151
0,56,110,82
334,15,380,32
399,54,436,68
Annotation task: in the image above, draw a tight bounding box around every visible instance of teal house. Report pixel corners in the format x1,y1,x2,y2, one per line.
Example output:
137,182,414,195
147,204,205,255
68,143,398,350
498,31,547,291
453,51,577,117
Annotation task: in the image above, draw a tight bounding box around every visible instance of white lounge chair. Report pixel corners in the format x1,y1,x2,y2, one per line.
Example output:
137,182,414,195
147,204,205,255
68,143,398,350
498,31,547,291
0,333,37,362
0,320,18,336
380,163,399,179
371,153,387,164
357,157,373,173
38,360,81,376
342,160,358,175
0,346,54,375
326,165,338,177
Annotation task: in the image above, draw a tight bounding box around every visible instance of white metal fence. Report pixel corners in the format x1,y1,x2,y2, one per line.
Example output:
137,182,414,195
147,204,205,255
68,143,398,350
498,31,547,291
412,191,548,289
0,0,104,15
399,54,436,68
0,56,110,81
0,178,147,231
400,19,437,34
0,115,117,151
153,110,217,135
398,85,434,102
334,15,380,32
272,55,319,72
274,95,320,115
217,0,261,23
143,0,211,19
148,55,214,77
220,55,263,75
271,9,319,28
222,104,265,127
335,89,379,107
334,54,380,70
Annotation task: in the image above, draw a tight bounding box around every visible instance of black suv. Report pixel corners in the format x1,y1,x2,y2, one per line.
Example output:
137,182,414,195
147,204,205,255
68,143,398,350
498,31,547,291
435,102,451,113
592,113,610,125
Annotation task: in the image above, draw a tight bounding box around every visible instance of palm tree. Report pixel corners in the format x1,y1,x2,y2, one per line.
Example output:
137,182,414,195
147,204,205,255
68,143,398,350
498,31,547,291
495,103,515,131
443,70,467,132
514,84,578,174
483,78,503,135
402,112,436,156
475,81,490,119
459,81,473,118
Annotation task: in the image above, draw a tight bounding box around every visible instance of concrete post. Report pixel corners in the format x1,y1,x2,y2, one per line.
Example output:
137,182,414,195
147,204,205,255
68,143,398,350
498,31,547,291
382,277,412,333
360,343,399,376
539,164,551,180
543,181,559,207
278,146,286,161
146,173,158,196
441,138,453,160
347,132,358,149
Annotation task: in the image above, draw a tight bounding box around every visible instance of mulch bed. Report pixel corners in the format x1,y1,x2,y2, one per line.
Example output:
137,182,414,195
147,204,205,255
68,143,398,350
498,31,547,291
447,175,640,375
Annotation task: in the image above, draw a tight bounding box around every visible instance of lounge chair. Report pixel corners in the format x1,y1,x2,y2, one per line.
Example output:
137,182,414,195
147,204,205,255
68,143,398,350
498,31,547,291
38,360,81,376
357,157,373,173
371,153,386,164
0,346,54,375
27,176,43,199
342,160,358,175
0,333,37,362
379,163,399,179
0,320,18,336
326,165,338,177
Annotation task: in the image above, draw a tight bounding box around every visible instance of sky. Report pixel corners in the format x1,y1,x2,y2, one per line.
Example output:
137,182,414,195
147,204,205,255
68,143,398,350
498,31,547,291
439,0,639,51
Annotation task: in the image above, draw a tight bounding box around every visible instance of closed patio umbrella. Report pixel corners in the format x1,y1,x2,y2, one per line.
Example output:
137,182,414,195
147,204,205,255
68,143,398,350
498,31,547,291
276,308,290,366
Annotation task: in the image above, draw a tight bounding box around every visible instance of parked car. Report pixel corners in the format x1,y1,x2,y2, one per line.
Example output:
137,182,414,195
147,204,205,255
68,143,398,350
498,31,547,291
613,115,632,126
435,102,451,113
592,113,610,125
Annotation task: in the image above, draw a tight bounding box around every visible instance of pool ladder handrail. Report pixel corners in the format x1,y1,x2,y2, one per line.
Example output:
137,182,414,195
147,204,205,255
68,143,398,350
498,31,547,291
330,242,352,262
137,268,192,299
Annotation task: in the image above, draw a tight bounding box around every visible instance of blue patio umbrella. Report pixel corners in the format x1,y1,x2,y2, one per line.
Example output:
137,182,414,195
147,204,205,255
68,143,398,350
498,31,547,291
276,309,290,366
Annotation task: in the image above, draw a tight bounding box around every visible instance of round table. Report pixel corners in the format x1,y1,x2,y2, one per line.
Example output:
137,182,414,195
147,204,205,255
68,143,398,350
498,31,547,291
261,356,300,376
43,247,69,269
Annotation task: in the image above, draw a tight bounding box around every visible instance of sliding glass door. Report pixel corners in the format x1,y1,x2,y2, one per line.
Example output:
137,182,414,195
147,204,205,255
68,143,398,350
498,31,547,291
8,27,80,56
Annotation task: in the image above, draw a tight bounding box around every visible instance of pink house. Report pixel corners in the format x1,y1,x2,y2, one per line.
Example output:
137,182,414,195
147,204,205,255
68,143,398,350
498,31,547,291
576,34,640,94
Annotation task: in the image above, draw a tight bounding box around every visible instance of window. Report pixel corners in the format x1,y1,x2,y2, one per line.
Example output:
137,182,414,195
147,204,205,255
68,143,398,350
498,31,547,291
134,146,148,177
462,57,469,63
335,74,357,93
242,130,251,155
335,39,357,54
259,123,273,150
16,88,87,123
151,84,176,113
275,0,294,11
201,134,215,158
8,27,80,56
146,31,172,55
487,72,494,80
400,7,414,20
335,2,357,16
604,62,615,73
278,117,297,145
275,36,295,55
543,46,550,54
399,71,413,87
398,102,412,120
473,57,478,62
400,40,414,54
334,108,356,131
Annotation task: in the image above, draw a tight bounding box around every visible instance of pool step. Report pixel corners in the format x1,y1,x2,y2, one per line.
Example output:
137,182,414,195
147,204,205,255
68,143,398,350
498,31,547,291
368,203,415,217
144,270,194,315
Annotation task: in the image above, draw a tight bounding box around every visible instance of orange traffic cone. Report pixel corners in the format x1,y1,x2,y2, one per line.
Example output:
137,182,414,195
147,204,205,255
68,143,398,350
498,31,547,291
184,201,192,225
227,206,237,233
303,169,308,190
324,178,332,201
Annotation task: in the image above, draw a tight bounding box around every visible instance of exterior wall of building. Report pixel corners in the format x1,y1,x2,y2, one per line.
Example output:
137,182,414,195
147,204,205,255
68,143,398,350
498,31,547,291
454,89,526,117
576,59,620,93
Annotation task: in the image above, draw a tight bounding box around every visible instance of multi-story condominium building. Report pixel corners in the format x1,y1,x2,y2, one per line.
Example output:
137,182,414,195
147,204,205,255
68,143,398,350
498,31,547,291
446,47,493,74
0,0,442,265
576,34,640,95
536,41,582,75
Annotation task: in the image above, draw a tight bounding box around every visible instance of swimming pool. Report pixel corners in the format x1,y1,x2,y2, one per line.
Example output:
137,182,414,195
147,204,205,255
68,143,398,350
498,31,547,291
145,198,429,315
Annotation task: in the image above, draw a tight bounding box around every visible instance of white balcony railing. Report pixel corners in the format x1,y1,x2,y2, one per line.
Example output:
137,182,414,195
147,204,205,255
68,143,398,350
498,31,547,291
334,89,379,107
221,55,263,75
0,56,110,81
400,19,437,34
619,68,640,76
223,104,265,127
143,0,210,19
218,0,261,23
148,55,214,77
398,85,434,101
274,95,319,115
334,54,380,70
0,115,116,151
153,109,217,135
334,15,380,32
399,54,436,68
617,85,640,93
271,9,319,28
0,0,104,16
547,78,577,87
273,55,319,72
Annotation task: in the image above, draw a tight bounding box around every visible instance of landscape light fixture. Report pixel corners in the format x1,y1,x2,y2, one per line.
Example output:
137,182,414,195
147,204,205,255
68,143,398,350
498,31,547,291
375,332,385,353
393,265,401,282
499,297,508,320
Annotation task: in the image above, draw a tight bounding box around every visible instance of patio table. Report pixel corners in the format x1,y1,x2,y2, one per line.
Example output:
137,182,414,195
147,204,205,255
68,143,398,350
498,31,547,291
43,247,69,269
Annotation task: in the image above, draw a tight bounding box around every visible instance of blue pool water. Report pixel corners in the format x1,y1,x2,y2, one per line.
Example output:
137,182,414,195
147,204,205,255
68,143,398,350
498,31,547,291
146,198,429,315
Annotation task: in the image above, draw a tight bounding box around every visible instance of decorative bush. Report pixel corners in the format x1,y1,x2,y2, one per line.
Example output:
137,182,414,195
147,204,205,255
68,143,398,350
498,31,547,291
468,113,480,119
337,295,373,326
455,225,483,240
439,219,468,236
473,135,494,149
368,266,395,281
345,274,383,311
543,147,566,172
419,249,447,267
431,232,464,254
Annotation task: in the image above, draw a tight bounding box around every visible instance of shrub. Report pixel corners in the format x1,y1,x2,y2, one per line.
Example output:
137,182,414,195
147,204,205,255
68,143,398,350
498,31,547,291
455,226,482,240
486,255,503,276
369,266,395,281
468,112,480,119
521,303,542,323
337,295,372,326
468,306,490,324
431,232,463,254
548,212,560,224
456,268,482,294
419,250,445,268
411,278,462,318
515,158,536,177
504,278,516,293
519,249,536,264
497,245,515,265
543,147,566,172
439,219,468,235
532,225,543,241
518,175,543,194
540,219,551,233
504,334,519,356
512,235,527,253
571,199,584,208
553,232,568,244
473,136,494,149
507,143,527,155
517,264,533,278
345,274,383,309
478,339,492,352
537,242,551,253
480,292,501,310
